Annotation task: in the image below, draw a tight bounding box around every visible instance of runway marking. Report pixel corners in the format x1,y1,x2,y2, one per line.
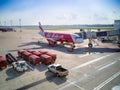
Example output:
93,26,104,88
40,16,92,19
58,80,85,90
98,61,117,71
71,54,111,71
93,71,120,90
79,54,89,58
16,74,56,90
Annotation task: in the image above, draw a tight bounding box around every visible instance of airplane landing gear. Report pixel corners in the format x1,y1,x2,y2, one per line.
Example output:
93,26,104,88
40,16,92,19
88,43,93,48
67,43,75,52
48,40,56,47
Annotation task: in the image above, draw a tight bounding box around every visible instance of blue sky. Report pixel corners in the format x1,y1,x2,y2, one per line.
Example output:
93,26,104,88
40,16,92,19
0,0,120,25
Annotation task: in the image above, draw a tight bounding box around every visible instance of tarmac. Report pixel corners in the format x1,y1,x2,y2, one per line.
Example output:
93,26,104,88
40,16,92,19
0,29,120,90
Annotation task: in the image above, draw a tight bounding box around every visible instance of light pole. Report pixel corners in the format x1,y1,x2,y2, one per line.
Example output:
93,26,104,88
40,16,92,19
10,20,12,27
0,21,1,26
4,21,6,27
19,19,21,32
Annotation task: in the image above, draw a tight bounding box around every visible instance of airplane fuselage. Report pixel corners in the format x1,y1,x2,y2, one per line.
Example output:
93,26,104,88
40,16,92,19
44,32,74,43
38,22,84,47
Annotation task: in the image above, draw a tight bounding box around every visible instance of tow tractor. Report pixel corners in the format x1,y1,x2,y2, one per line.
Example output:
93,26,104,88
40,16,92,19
12,60,28,72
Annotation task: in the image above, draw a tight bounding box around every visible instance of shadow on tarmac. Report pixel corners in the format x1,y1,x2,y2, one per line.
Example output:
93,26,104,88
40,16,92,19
9,41,120,54
5,67,24,81
45,71,67,85
16,71,67,90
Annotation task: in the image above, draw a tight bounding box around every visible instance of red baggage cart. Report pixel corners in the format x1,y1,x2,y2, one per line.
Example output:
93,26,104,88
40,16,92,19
29,55,41,65
39,49,47,54
32,51,42,56
18,50,26,57
0,56,7,69
22,51,32,61
27,49,36,53
40,54,52,65
46,52,56,62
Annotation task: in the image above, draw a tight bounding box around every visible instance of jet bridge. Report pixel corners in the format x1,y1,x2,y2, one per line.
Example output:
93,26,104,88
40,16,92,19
76,20,120,48
86,29,120,47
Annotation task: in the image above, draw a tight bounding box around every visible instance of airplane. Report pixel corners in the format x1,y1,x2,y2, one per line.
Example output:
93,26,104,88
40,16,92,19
38,22,84,49
0,27,14,32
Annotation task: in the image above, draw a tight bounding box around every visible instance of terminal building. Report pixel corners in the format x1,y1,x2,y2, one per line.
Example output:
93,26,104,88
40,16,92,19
114,20,120,30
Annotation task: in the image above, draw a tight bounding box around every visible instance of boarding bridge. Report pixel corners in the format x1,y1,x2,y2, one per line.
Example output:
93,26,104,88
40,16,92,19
76,20,120,47
77,29,120,48
96,30,120,37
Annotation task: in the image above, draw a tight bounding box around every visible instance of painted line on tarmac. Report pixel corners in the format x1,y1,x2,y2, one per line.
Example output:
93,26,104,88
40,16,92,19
71,54,111,71
16,74,56,90
93,71,120,90
58,80,85,90
98,61,117,71
79,54,89,58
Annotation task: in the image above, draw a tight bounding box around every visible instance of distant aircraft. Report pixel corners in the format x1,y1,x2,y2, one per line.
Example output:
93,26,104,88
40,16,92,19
0,27,14,32
38,22,84,49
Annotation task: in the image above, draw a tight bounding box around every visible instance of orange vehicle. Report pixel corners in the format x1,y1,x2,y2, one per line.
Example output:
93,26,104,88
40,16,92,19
22,51,32,61
18,50,26,57
46,52,56,62
27,49,36,53
0,56,7,69
39,49,47,54
40,54,53,65
32,51,42,56
29,55,41,65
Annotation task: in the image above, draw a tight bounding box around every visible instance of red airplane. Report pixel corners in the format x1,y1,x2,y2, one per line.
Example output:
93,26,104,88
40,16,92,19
39,22,84,49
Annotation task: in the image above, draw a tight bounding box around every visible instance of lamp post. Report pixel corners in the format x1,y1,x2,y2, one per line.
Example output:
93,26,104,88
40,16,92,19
0,21,1,26
10,20,12,27
4,21,6,27
19,19,21,32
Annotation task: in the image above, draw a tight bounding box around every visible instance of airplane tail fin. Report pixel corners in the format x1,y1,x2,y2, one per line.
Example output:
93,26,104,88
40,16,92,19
39,22,45,36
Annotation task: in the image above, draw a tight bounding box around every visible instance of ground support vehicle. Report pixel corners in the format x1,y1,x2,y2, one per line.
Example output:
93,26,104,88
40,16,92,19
41,54,53,65
18,50,26,57
0,56,7,69
27,49,36,53
48,64,69,77
46,52,56,62
12,61,28,72
22,51,32,61
6,53,18,64
17,49,57,65
39,50,47,54
32,51,42,56
29,55,41,65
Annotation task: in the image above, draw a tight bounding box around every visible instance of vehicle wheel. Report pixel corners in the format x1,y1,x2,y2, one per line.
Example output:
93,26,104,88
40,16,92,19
56,73,59,77
12,65,15,69
22,70,25,72
118,44,120,48
88,43,93,48
48,68,51,72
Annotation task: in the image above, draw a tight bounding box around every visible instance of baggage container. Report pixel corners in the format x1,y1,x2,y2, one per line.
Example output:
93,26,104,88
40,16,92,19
0,56,7,69
22,51,32,61
27,49,36,53
39,49,47,54
29,55,41,65
18,50,26,57
32,51,42,56
46,52,56,62
40,54,52,65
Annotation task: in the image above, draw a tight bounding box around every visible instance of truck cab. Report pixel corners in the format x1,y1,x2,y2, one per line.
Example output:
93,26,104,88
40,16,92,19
12,61,28,72
48,64,69,77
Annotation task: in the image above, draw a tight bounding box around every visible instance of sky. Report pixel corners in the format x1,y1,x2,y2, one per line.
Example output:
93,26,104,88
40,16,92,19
0,0,120,25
